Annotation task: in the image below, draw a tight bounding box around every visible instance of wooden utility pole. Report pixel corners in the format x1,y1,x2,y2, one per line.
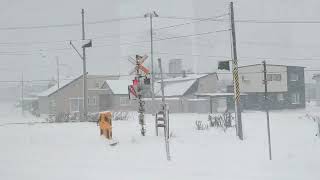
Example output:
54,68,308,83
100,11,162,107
230,1,243,140
263,60,272,160
158,58,171,161
81,9,88,121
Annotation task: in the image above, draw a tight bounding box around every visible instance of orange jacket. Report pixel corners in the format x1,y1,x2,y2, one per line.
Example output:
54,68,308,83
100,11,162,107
99,112,112,130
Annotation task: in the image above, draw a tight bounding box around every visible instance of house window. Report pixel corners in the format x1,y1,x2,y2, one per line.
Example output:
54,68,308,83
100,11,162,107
277,93,284,102
242,75,249,82
95,82,101,88
88,96,97,106
267,74,281,81
69,97,83,113
290,93,300,104
289,73,299,81
49,99,56,114
120,97,130,106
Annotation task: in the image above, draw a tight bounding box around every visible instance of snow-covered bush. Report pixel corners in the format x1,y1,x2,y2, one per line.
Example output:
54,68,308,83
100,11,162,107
55,112,70,122
195,120,209,130
112,111,135,121
87,112,99,122
305,113,320,138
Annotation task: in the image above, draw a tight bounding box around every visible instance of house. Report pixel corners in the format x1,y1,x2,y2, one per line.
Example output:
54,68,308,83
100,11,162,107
235,64,305,110
312,74,320,106
37,74,119,116
150,73,221,113
305,83,317,104
98,73,221,113
154,73,219,96
99,79,137,111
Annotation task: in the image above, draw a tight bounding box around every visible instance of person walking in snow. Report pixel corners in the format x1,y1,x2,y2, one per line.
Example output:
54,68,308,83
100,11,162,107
98,111,112,139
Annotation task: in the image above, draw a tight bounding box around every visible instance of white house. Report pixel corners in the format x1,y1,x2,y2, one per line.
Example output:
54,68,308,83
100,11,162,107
236,64,305,110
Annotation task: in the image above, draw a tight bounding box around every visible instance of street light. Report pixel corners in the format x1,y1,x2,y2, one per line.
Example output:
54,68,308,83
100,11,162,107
69,39,92,121
144,11,158,107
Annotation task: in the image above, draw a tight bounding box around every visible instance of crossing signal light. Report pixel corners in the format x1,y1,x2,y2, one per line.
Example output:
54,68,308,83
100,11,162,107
133,79,139,86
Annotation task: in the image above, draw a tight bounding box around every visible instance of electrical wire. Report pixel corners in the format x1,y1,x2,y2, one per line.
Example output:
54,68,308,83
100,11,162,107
0,16,144,31
159,16,320,24
235,19,320,24
154,13,229,31
1,69,320,83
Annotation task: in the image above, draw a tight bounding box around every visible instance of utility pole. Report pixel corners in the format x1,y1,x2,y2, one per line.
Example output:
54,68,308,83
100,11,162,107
21,72,24,115
263,60,272,160
144,11,158,103
81,9,88,121
56,56,60,89
230,1,243,140
158,58,171,161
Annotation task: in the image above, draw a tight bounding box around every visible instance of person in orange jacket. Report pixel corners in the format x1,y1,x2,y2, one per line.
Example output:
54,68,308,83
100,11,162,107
98,112,112,139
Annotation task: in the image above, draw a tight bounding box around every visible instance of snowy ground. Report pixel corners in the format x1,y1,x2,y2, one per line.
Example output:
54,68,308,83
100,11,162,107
0,103,320,180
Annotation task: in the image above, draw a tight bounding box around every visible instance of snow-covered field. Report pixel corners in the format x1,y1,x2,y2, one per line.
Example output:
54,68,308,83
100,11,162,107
0,103,319,180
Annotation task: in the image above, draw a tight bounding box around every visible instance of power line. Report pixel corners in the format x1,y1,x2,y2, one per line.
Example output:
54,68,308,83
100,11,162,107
91,29,230,49
235,19,320,24
153,29,230,41
158,15,228,21
158,16,320,24
0,16,144,31
153,51,230,59
1,69,320,83
86,16,144,25
0,47,71,55
154,13,229,31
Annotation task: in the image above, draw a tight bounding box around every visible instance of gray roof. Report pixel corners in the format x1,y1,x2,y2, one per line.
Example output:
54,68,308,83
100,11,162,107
37,75,82,97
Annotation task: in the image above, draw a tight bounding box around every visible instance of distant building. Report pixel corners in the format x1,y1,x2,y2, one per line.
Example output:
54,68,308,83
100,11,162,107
99,79,137,112
305,83,317,103
312,74,320,106
99,73,221,113
150,73,221,113
230,64,305,110
168,59,183,77
37,74,119,117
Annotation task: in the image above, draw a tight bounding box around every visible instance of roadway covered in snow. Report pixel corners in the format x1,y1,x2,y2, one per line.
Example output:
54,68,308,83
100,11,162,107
0,104,319,180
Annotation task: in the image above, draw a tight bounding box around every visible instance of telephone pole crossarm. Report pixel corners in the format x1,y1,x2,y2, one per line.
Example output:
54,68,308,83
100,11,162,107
69,41,83,60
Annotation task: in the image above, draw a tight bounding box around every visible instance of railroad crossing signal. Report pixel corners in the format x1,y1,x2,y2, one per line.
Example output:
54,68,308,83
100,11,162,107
128,84,137,99
128,55,150,75
127,54,150,136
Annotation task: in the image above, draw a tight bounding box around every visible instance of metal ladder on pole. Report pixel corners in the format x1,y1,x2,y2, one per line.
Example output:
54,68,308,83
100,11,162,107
155,107,169,137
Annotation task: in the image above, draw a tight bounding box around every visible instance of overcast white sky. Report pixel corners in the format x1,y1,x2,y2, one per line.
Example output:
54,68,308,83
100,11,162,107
1,0,320,83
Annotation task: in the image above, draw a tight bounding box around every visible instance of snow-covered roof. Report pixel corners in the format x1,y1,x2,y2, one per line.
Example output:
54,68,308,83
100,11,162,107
187,98,208,101
142,97,180,101
37,78,76,97
160,74,208,83
194,93,247,97
105,80,132,95
155,79,196,97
